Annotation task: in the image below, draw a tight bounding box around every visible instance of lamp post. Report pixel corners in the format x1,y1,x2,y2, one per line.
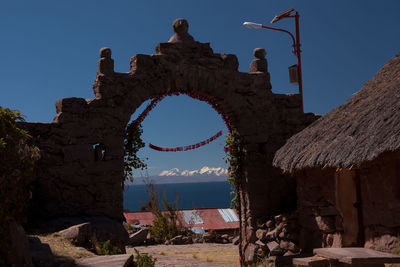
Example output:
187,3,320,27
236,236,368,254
243,8,303,112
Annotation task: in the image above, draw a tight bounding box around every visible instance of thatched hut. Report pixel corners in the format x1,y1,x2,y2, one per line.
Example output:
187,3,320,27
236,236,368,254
273,53,400,253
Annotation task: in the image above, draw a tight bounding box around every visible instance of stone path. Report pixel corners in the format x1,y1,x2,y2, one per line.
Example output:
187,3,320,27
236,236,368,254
127,243,239,267
76,254,133,267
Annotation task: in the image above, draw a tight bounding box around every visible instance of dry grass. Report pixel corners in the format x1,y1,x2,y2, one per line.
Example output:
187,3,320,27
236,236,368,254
31,233,95,261
274,54,400,173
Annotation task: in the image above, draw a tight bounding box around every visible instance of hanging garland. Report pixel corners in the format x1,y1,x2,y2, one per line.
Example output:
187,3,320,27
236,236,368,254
128,91,231,153
149,130,222,152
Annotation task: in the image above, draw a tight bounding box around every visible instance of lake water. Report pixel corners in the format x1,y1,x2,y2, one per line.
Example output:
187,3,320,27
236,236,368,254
123,181,233,211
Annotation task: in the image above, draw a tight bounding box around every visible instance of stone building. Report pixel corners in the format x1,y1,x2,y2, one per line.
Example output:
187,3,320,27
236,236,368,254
273,53,400,253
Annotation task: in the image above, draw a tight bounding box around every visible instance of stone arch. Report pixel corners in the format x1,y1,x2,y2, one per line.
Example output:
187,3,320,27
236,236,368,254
22,20,318,263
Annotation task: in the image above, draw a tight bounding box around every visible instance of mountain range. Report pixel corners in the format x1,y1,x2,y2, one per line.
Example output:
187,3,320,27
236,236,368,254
129,166,228,185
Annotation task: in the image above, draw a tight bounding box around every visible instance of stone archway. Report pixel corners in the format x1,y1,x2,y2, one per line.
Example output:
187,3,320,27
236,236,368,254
22,19,317,264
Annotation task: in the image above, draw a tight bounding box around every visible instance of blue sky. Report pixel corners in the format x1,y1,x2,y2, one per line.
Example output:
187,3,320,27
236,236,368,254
1,1,400,176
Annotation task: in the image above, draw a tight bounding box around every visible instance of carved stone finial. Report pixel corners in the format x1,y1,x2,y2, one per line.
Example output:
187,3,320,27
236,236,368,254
97,47,114,76
250,48,268,73
253,48,266,59
100,47,112,59
250,48,271,89
168,18,195,43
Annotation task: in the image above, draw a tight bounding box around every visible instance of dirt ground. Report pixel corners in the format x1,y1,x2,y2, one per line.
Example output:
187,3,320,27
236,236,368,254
32,233,239,266
127,243,239,267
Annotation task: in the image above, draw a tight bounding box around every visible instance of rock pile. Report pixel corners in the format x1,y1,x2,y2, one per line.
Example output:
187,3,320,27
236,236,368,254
163,232,237,245
253,214,300,260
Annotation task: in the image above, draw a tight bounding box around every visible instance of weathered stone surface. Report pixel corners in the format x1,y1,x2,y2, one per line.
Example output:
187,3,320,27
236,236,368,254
97,47,114,76
203,231,216,243
89,217,129,253
280,240,300,253
58,222,92,246
76,254,133,267
168,18,195,43
365,234,400,254
255,240,268,251
7,219,33,266
265,229,278,241
170,235,184,245
244,243,257,263
232,236,240,245
267,241,283,256
315,216,336,233
129,228,148,246
29,236,54,267
256,229,267,241
266,220,274,228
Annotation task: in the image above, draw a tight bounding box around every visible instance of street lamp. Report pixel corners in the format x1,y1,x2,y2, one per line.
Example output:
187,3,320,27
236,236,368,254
243,8,304,112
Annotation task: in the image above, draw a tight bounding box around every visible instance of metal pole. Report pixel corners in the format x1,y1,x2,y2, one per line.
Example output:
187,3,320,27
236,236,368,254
294,11,304,112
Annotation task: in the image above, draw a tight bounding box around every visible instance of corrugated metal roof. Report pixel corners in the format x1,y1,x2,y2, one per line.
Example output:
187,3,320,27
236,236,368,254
124,208,239,231
180,210,204,225
218,208,239,222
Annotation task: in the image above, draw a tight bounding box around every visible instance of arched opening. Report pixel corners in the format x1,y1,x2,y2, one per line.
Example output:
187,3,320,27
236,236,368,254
123,94,238,231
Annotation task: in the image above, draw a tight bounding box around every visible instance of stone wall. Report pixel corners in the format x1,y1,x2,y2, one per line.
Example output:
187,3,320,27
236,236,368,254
19,19,318,264
296,168,343,251
362,151,400,253
295,151,400,254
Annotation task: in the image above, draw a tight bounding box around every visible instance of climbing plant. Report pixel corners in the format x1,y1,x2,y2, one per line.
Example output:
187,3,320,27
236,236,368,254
224,130,242,210
0,107,39,262
124,121,147,182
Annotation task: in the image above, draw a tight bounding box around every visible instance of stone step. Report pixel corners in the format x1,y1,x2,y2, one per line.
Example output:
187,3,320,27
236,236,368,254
314,247,400,264
75,254,133,267
292,255,331,267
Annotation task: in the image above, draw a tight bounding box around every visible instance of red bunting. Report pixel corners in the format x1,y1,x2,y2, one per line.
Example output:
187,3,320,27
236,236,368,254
128,91,232,153
149,131,222,152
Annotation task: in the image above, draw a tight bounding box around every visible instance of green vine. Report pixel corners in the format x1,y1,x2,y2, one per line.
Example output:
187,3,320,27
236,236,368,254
224,130,242,210
124,122,147,182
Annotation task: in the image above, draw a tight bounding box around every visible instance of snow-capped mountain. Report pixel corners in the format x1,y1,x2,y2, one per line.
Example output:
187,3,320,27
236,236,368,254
159,166,228,177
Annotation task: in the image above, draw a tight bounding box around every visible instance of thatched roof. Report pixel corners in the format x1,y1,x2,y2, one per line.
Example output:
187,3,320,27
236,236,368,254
274,53,400,173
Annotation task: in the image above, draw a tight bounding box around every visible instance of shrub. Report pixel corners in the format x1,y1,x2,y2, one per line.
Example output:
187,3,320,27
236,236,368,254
98,240,122,255
131,248,156,267
141,182,187,243
0,107,39,260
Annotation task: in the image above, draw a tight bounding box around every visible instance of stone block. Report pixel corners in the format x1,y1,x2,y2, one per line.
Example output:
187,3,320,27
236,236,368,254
7,219,33,266
244,243,257,263
315,216,336,233
56,97,87,114
220,54,239,70
129,228,148,246
256,229,267,241
170,235,184,245
267,241,283,256
58,222,92,246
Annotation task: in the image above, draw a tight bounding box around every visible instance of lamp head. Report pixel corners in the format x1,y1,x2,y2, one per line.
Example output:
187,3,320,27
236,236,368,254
243,22,262,29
